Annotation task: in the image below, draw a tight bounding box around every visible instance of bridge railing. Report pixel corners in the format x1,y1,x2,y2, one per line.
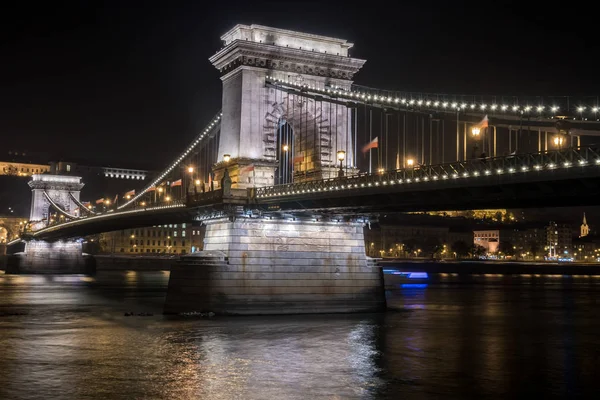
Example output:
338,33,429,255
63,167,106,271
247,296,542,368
255,145,600,199
186,189,223,207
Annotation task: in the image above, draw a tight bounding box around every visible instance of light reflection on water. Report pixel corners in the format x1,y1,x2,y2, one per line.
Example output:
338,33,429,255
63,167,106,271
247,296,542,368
0,270,599,399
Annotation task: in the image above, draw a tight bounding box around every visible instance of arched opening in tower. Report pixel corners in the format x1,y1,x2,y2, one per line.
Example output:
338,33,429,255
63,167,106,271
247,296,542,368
276,121,294,185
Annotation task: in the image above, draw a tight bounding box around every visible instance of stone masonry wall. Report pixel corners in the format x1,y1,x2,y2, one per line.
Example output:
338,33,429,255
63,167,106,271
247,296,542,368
164,217,385,315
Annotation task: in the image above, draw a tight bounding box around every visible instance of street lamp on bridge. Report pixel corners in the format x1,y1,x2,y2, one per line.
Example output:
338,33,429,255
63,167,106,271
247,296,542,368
471,126,481,159
337,150,345,177
553,135,565,149
406,158,414,168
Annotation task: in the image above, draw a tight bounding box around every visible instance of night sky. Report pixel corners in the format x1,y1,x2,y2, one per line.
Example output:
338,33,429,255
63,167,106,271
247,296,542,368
3,1,599,170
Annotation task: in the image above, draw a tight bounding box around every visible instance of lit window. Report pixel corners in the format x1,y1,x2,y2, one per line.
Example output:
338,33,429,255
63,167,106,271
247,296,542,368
174,231,178,237
182,223,186,228
182,231,186,237
66,165,71,172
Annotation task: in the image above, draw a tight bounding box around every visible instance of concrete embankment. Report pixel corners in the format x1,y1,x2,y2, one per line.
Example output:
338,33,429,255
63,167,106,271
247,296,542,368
95,255,175,271
380,260,600,275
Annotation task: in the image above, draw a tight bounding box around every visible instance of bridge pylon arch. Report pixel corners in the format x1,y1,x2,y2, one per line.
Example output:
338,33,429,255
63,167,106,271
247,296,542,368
209,24,365,188
28,174,84,231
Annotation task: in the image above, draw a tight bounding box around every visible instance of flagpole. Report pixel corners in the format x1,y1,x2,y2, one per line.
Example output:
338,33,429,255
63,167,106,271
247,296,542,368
369,109,372,174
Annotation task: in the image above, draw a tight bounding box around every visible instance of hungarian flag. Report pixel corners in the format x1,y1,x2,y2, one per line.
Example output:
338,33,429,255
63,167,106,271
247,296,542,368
95,198,105,204
240,164,255,173
170,179,182,187
293,154,304,163
362,137,378,153
125,189,135,197
476,115,489,129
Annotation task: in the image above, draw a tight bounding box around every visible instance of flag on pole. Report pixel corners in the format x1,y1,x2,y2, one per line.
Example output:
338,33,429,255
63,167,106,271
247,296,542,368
170,179,182,187
362,137,379,153
95,198,105,204
125,189,135,197
396,152,400,170
476,115,489,129
293,154,304,164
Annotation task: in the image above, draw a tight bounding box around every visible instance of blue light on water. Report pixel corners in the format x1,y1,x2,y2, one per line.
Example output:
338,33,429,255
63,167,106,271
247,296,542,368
382,270,429,279
407,272,428,279
400,283,429,288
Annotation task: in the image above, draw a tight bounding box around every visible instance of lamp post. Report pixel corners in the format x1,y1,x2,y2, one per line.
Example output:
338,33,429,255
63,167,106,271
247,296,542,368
337,150,346,177
553,135,564,150
223,154,230,163
471,126,480,159
406,158,414,179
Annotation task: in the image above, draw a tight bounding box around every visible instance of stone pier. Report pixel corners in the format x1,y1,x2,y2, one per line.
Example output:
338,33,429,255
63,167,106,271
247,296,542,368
6,240,96,274
164,217,385,315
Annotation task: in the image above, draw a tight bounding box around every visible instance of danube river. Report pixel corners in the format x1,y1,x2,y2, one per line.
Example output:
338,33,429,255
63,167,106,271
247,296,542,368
0,270,599,399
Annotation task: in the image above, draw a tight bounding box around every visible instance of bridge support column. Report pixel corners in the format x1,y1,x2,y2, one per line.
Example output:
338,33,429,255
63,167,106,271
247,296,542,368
164,217,385,315
5,240,96,274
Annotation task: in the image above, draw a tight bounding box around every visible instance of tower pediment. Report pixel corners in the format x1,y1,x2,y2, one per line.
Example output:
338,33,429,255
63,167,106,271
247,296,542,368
210,24,365,82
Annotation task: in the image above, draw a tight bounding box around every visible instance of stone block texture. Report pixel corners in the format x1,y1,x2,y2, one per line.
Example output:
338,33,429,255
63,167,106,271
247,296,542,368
164,217,385,315
6,240,95,274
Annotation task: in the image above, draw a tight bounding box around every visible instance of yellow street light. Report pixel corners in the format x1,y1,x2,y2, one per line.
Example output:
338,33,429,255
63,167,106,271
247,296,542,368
283,145,289,152
125,195,131,200
337,150,346,161
406,158,414,167
472,127,481,136
188,166,194,173
223,154,231,162
377,167,384,174
104,199,111,205
165,196,171,201
195,179,200,185
140,201,146,206
553,135,564,147
158,187,163,193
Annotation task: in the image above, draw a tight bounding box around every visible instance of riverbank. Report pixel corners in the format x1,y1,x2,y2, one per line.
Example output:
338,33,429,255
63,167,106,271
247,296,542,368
94,255,175,271
380,259,600,275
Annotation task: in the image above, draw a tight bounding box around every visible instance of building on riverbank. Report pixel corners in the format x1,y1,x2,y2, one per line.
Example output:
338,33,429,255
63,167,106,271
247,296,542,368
96,223,205,255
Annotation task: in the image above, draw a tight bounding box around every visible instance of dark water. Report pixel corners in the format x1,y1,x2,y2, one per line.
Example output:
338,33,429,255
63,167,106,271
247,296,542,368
0,270,599,399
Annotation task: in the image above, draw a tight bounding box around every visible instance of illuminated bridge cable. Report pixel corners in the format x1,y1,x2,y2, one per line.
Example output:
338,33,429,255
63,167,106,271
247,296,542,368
68,192,96,215
43,191,81,220
265,76,600,119
118,111,223,210
32,201,187,238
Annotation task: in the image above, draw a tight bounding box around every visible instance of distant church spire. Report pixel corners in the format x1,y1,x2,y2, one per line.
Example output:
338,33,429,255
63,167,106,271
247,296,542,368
580,212,589,238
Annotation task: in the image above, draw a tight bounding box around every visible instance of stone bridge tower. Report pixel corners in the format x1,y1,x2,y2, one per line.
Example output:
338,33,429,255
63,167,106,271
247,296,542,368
28,174,84,231
165,25,384,316
209,24,365,189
